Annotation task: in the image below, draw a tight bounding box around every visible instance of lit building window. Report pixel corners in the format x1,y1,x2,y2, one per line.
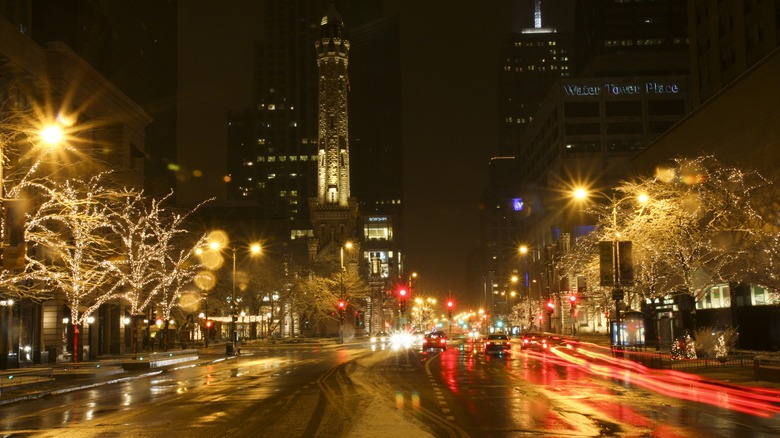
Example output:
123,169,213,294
257,156,265,162
268,104,276,110
257,138,266,144
268,156,276,162
290,156,297,161
279,156,287,162
268,174,276,179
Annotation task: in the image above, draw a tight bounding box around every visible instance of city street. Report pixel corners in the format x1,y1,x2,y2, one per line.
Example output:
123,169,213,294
1,339,780,437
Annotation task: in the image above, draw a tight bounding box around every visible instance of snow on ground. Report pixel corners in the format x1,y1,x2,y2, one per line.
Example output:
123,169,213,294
345,349,436,438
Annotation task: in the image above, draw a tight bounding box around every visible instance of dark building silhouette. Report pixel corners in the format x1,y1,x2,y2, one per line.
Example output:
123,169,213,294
23,0,178,196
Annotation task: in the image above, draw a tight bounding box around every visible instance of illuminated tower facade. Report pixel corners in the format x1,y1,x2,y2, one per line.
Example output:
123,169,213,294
309,4,359,261
316,5,351,207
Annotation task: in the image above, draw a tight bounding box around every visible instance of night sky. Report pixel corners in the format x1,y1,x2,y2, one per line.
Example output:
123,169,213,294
177,1,527,307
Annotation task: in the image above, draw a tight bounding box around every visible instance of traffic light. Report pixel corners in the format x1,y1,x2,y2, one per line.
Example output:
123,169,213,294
447,300,454,319
398,288,407,315
546,300,555,313
205,320,213,329
569,295,577,314
337,300,346,321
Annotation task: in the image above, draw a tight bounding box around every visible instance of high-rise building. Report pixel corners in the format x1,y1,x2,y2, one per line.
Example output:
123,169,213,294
498,0,574,154
482,2,692,333
688,0,780,106
230,0,401,224
574,0,689,78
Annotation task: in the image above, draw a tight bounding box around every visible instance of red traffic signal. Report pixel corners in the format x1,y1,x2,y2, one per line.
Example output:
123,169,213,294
447,300,454,308
569,295,577,303
398,288,407,298
338,300,346,309
546,300,555,310
205,320,213,328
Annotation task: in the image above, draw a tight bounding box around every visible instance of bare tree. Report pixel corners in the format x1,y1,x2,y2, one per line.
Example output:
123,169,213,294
111,191,208,353
23,173,124,362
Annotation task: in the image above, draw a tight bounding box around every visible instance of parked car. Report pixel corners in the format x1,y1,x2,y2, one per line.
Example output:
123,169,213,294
483,333,511,354
422,331,448,351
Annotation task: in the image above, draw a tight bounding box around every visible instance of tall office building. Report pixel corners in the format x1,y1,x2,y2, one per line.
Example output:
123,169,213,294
688,0,780,106
484,2,692,332
498,0,574,154
574,0,689,78
230,0,401,222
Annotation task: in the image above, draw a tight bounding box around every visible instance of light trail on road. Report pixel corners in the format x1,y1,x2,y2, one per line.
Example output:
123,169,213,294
544,342,780,417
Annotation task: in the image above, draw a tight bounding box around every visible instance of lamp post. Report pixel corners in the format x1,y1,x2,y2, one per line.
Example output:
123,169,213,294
573,188,647,350
339,242,353,343
404,272,417,331
207,239,261,355
519,245,531,329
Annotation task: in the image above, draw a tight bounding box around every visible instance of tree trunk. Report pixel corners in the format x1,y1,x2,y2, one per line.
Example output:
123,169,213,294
131,314,138,355
72,323,80,363
163,320,170,351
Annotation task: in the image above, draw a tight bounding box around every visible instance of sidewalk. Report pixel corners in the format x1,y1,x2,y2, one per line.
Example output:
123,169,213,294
0,337,351,405
571,332,780,389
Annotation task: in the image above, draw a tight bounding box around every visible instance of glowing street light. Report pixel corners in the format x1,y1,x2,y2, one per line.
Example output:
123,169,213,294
204,237,261,355
573,187,648,349
39,124,64,146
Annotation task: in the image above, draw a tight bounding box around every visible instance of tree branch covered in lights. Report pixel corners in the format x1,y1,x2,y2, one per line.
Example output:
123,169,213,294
23,173,125,326
111,191,208,316
620,156,770,299
562,155,775,307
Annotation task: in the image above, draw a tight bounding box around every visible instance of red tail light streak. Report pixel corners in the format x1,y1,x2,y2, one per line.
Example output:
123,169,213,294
550,342,780,418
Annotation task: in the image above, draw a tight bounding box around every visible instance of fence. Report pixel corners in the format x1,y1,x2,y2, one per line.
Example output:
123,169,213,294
754,356,780,382
615,348,755,371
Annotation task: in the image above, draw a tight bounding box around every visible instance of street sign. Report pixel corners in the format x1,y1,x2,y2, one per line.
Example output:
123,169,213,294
599,241,634,286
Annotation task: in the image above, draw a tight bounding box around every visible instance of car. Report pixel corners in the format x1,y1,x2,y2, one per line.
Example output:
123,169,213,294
422,331,447,351
520,332,548,350
483,333,511,354
545,333,566,347
370,331,391,347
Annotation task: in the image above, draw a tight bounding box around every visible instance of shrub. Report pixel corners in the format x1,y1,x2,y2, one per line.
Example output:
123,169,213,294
693,326,738,358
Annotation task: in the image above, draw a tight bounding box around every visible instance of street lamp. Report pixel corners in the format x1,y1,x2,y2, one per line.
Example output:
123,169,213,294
207,239,261,355
573,187,647,350
339,241,353,344
518,245,531,328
